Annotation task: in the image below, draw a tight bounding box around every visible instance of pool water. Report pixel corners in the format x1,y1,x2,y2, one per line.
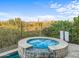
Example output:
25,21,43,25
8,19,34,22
1,51,20,58
27,38,59,49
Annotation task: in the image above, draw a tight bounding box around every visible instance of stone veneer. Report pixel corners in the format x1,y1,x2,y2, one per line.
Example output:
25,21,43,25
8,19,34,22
18,37,68,58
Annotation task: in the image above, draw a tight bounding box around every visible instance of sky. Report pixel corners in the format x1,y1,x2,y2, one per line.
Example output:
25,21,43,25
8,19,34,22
0,0,79,21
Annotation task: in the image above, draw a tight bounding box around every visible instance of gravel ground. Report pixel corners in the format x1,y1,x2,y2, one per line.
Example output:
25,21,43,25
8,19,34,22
65,43,79,58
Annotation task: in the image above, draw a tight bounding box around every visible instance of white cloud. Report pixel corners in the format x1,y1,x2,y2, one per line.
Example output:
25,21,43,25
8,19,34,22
0,12,11,18
0,12,70,22
0,12,58,22
22,15,58,22
50,0,79,20
50,3,61,8
37,15,57,20
56,7,67,13
56,1,79,14
0,12,25,21
0,12,9,16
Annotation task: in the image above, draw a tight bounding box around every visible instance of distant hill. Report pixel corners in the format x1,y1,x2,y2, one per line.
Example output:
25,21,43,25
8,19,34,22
0,18,54,31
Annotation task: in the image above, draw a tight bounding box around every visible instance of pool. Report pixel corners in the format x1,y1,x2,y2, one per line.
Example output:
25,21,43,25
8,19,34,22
0,37,68,58
1,51,20,58
27,38,59,49
18,37,68,58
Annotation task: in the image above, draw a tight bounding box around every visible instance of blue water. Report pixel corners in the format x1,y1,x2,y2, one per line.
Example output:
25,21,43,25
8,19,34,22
1,51,20,58
27,38,59,49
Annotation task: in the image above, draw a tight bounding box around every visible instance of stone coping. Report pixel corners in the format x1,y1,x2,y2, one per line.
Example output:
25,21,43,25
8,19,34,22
18,37,68,50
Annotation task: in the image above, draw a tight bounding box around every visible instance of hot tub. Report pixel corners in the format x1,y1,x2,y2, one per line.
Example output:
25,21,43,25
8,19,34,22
18,37,68,58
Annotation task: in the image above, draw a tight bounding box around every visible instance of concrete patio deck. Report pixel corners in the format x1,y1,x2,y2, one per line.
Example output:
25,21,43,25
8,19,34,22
65,43,79,58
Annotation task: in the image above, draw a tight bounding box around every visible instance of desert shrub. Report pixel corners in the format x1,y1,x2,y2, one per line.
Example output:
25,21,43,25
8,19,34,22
0,27,21,48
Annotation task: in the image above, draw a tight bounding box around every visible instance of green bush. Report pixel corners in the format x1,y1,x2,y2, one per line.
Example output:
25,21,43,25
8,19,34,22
42,19,79,44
